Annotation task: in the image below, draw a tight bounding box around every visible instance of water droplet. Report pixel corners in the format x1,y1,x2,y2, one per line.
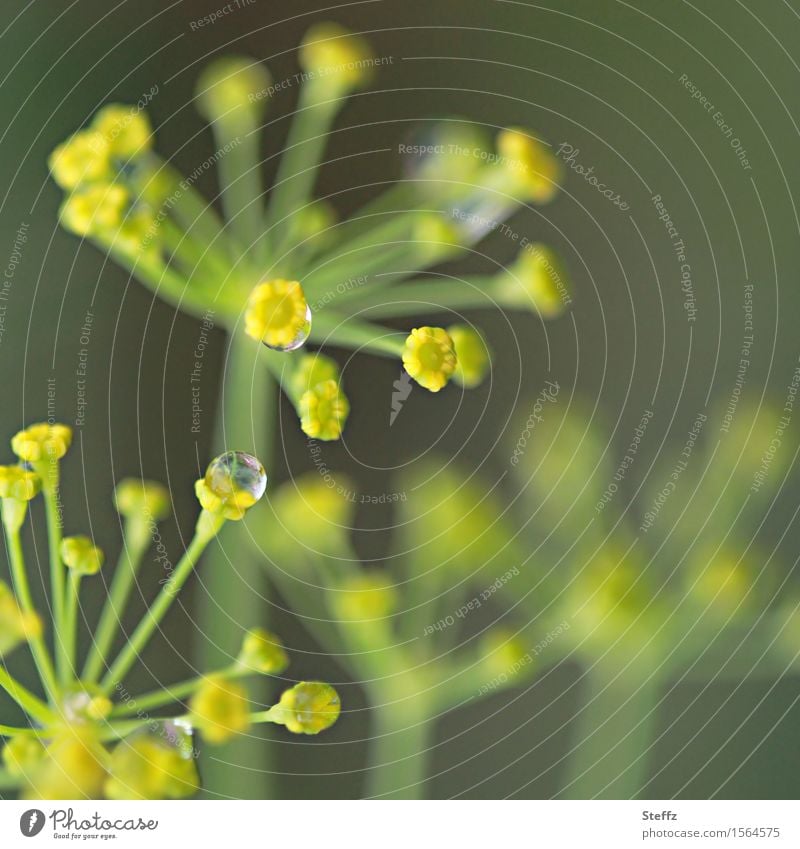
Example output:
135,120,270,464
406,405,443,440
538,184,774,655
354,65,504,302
205,451,267,503
262,302,311,352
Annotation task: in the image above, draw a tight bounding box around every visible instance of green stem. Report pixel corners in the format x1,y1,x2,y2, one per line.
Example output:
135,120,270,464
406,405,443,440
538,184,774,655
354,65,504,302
0,666,55,726
110,664,239,717
82,523,149,684
561,667,660,799
38,476,69,688
99,512,224,694
196,329,275,799
3,522,59,704
0,769,21,790
365,690,432,799
309,312,405,358
213,128,265,252
337,277,503,317
63,571,81,681
267,84,341,259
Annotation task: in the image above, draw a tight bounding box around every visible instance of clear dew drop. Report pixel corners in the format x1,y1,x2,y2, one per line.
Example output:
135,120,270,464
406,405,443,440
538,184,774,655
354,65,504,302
262,304,312,353
205,451,267,502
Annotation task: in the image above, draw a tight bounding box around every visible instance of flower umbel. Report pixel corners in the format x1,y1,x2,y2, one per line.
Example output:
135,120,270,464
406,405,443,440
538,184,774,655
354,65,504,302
48,22,568,444
0,437,340,799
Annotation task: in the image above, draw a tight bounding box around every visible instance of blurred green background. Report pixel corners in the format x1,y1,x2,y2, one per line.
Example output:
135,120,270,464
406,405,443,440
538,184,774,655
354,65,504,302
1,0,799,798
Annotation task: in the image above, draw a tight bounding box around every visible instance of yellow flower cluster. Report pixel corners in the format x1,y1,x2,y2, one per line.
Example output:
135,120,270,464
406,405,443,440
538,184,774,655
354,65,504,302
49,105,155,249
402,326,457,392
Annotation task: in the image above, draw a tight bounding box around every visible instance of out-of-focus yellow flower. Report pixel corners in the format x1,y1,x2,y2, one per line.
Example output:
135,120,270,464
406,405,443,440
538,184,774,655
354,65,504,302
413,213,462,262
0,465,41,502
237,628,289,675
22,731,108,800
300,23,374,91
448,325,490,388
480,629,530,679
271,472,355,551
290,352,340,398
0,580,42,657
2,735,45,777
48,130,111,190
271,682,341,735
402,326,457,392
195,56,272,125
59,184,130,238
245,279,311,350
504,244,570,318
92,104,153,159
104,732,199,800
11,423,72,464
690,551,752,615
299,379,350,441
114,478,171,522
496,128,561,204
190,676,251,744
60,536,104,576
195,451,267,521
332,574,397,621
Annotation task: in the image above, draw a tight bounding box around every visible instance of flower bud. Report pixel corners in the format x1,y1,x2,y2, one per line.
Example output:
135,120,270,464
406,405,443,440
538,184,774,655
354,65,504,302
299,379,350,441
92,104,153,159
114,478,171,522
290,352,340,399
502,244,570,318
244,279,312,352
194,56,271,127
190,675,251,744
48,130,111,190
237,627,289,675
496,128,561,204
271,681,340,735
480,629,530,680
0,465,41,502
299,23,374,93
447,325,490,388
195,451,267,521
59,184,131,238
104,726,199,800
60,536,104,576
11,423,72,464
22,731,108,801
402,326,457,392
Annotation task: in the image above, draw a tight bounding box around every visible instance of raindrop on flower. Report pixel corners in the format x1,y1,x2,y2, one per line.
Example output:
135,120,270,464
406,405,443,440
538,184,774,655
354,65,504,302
262,302,312,352
205,451,268,504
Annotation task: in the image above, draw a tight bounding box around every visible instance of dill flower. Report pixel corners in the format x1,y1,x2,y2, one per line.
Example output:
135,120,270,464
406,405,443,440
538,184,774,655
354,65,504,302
48,130,111,190
270,682,341,735
299,378,350,441
237,628,289,675
60,536,104,576
448,325,491,388
0,432,338,800
114,478,171,521
195,55,272,127
195,450,268,520
496,127,562,203
402,326,457,392
11,423,72,463
91,104,153,159
0,465,41,502
290,352,340,397
59,184,130,237
245,279,312,351
299,22,374,91
190,676,252,744
22,731,108,801
104,729,199,800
